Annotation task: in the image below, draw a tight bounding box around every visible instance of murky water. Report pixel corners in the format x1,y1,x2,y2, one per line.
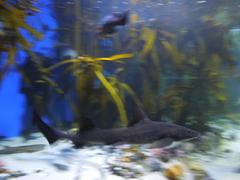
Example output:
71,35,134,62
1,0,240,179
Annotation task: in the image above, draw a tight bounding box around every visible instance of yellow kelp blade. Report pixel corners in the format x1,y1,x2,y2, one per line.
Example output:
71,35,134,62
21,23,43,39
216,92,227,102
140,27,157,57
47,59,81,71
39,76,64,94
161,41,185,66
159,30,176,39
16,31,32,48
94,53,133,61
95,70,128,126
7,47,16,65
119,82,143,108
48,54,133,71
6,5,42,39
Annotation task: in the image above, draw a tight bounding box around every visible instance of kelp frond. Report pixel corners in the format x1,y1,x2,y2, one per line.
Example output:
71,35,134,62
161,41,185,67
94,53,133,61
95,70,128,126
45,53,134,126
47,53,133,71
140,27,157,57
0,0,42,83
47,59,82,71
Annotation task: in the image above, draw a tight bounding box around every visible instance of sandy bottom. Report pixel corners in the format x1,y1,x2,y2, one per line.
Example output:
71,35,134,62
0,127,240,180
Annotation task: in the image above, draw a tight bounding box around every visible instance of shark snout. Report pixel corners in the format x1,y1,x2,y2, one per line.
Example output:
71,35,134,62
179,127,201,141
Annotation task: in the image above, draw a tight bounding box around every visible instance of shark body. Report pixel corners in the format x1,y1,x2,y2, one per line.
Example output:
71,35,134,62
33,108,200,148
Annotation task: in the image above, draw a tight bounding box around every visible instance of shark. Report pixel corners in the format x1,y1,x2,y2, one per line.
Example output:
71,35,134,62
33,107,200,148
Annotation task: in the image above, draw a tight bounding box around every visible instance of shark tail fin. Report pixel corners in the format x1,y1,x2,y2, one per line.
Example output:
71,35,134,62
33,111,60,144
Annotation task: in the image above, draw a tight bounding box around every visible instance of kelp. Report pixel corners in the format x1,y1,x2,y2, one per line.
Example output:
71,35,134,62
140,27,157,58
48,54,133,71
111,8,237,131
0,0,42,82
2,0,235,132
44,53,133,126
95,70,128,126
161,41,185,68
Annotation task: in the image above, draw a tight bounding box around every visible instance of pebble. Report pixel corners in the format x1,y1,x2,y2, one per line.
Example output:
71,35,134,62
150,148,171,162
181,142,196,152
51,162,69,171
8,171,27,178
2,126,240,180
142,172,168,180
187,161,212,180
145,157,162,172
234,166,240,173
223,149,231,153
121,156,132,163
124,151,146,162
109,163,143,178
164,164,184,180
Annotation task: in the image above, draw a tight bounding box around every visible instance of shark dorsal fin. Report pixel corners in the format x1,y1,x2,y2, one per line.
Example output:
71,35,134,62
128,106,151,127
79,116,95,132
136,105,151,123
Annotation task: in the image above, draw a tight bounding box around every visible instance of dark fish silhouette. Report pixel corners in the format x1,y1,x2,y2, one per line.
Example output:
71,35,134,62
97,10,129,36
33,107,199,148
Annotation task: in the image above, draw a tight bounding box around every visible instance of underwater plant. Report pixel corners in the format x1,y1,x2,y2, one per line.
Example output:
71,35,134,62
41,53,135,127
0,0,42,82
16,0,238,133
108,3,237,131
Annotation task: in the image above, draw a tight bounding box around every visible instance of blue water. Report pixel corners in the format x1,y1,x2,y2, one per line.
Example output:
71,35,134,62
0,0,57,137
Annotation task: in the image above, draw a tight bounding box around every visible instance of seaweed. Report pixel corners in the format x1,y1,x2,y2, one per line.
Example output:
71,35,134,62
111,3,237,131
0,0,42,82
43,53,134,127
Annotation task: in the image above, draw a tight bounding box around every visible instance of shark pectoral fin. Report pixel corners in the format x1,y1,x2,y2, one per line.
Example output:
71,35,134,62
152,138,174,148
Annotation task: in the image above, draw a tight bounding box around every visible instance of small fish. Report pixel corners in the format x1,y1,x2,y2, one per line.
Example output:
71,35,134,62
60,48,78,60
33,105,200,148
97,10,129,36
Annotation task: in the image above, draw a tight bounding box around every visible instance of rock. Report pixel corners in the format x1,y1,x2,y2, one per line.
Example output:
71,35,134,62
109,163,143,178
150,148,172,162
145,157,162,172
0,144,45,155
197,132,221,152
132,152,147,161
0,161,27,178
121,156,132,163
164,164,184,180
160,152,172,162
182,142,196,152
142,172,168,180
0,175,8,180
223,149,231,153
105,174,125,180
234,166,240,173
51,162,69,171
0,161,6,173
59,147,76,159
188,162,211,180
0,169,10,174
122,144,140,153
229,133,237,141
188,162,204,172
8,171,27,178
